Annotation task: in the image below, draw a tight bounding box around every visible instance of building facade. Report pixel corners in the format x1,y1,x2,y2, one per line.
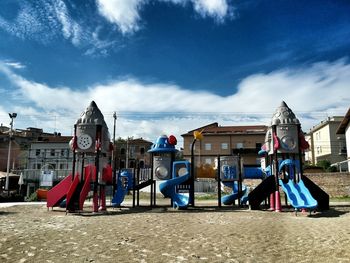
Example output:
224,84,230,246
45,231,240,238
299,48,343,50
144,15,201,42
0,126,65,172
22,135,73,196
336,108,350,171
115,138,153,169
307,116,347,170
0,136,21,172
182,123,267,167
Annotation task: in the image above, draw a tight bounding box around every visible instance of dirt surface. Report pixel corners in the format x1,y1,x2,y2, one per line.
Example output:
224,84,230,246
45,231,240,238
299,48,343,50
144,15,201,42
1,202,350,263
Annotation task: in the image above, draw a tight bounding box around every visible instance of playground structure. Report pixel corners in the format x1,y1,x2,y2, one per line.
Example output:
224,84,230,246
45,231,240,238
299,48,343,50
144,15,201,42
148,134,194,209
153,102,329,213
47,101,113,212
46,100,329,214
218,156,247,206
248,101,329,212
149,134,264,209
47,101,156,213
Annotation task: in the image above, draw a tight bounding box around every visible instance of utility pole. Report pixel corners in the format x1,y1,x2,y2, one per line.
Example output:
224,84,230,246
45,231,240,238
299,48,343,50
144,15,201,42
112,112,117,194
126,138,129,169
5,113,17,195
112,112,117,163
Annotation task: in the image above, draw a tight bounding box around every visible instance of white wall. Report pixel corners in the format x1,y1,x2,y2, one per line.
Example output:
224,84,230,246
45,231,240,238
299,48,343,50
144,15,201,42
346,125,350,171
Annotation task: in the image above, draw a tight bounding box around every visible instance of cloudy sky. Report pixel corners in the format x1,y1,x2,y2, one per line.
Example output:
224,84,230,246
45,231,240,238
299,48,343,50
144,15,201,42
0,0,349,145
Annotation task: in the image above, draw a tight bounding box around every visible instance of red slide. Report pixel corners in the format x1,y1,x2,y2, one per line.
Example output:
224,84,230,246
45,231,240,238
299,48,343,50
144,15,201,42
79,165,95,210
66,174,80,209
47,174,72,208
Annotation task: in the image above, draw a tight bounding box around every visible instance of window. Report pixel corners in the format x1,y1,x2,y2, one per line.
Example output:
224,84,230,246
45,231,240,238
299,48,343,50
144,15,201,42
50,149,55,156
205,158,212,165
120,148,126,155
316,146,322,154
35,149,41,156
205,143,212,151
236,143,244,149
129,146,136,158
59,163,66,169
140,147,145,155
221,143,228,150
120,160,125,169
316,132,321,141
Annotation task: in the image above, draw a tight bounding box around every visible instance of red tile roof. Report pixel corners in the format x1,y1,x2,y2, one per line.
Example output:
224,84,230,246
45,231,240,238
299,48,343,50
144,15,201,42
182,122,267,136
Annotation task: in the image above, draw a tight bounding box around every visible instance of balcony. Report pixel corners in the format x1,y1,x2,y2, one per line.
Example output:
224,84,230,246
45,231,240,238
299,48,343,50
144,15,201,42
232,148,261,154
339,148,347,156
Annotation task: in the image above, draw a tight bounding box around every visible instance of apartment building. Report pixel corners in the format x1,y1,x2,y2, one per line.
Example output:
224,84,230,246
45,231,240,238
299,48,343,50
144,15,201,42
0,126,64,171
115,138,153,169
22,135,73,196
336,108,350,171
181,123,267,166
0,135,21,172
307,116,347,170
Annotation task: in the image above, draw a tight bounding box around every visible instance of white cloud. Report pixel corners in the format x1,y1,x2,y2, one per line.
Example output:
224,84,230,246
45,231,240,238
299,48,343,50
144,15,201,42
96,0,143,34
0,2,48,41
54,0,83,46
0,0,233,51
0,0,78,45
97,0,233,34
0,0,117,55
0,59,349,141
4,61,25,69
192,0,231,22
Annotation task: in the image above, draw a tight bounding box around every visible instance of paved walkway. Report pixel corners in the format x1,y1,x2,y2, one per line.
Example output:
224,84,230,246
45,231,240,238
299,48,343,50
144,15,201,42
0,201,46,208
1,200,349,208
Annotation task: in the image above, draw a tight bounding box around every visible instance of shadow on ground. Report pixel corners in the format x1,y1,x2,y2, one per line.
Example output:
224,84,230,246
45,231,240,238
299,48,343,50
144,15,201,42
0,211,18,216
312,205,350,218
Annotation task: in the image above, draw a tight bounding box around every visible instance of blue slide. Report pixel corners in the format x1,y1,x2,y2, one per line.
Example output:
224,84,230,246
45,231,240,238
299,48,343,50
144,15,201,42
221,181,248,205
280,179,318,210
112,170,133,207
159,161,190,209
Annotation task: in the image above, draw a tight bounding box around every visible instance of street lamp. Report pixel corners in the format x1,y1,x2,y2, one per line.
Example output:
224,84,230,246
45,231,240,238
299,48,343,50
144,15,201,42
112,112,117,195
5,113,17,195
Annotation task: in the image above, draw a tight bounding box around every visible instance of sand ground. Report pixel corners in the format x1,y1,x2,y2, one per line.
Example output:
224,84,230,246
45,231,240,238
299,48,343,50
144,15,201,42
1,201,350,263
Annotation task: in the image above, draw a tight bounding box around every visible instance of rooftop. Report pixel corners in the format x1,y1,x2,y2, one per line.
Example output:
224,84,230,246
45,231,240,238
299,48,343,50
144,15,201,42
308,116,345,133
182,122,267,136
336,108,350,134
34,136,72,143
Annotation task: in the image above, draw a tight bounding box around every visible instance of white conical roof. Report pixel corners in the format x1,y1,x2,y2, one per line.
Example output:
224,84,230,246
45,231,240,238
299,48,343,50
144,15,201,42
271,101,300,125
76,101,107,127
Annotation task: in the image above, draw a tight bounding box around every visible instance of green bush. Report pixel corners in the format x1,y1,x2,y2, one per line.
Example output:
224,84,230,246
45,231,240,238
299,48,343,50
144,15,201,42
316,160,332,171
26,192,38,202
303,164,323,170
326,166,337,173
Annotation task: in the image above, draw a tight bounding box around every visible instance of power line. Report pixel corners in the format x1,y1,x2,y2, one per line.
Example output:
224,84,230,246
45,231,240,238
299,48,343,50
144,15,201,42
0,109,345,118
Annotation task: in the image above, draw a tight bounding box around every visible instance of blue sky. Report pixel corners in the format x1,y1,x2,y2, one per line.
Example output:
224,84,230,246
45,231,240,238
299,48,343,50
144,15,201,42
0,0,349,143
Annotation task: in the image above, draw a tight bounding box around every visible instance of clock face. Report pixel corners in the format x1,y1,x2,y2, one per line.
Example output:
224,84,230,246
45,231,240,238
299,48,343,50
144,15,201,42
155,166,168,180
77,134,92,150
281,136,296,151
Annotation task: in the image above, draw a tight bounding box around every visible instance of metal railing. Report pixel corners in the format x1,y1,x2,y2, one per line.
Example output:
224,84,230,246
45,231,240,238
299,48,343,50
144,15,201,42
20,169,71,183
330,160,350,172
